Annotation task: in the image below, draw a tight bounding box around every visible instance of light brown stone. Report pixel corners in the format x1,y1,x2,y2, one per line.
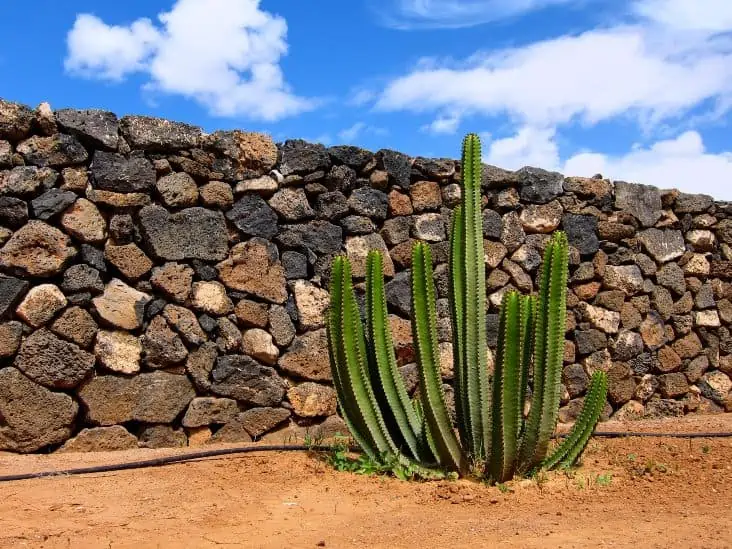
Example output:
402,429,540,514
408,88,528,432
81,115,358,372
92,278,151,330
242,328,279,365
59,426,138,453
287,382,337,417
150,262,194,303
95,330,142,374
191,281,234,315
104,242,153,280
60,198,106,243
293,280,329,330
217,240,287,304
0,220,77,277
15,284,67,327
279,329,331,381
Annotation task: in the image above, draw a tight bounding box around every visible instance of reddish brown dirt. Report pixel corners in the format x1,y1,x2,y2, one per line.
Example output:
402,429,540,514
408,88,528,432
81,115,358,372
0,414,730,549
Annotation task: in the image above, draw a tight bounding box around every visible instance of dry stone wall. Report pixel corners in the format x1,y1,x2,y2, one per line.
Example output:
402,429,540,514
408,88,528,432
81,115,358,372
1,97,731,454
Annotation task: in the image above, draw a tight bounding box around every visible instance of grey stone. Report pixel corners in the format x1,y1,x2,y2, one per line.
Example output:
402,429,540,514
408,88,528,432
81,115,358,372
615,181,662,227
327,145,373,169
611,330,643,361
211,355,287,406
516,166,564,204
30,189,77,220
376,149,411,189
120,115,201,151
226,194,278,239
269,304,296,347
563,364,589,397
277,221,343,255
142,315,188,368
675,193,713,213
139,205,228,261
1,165,58,196
638,229,685,263
59,426,139,453
90,151,155,193
603,265,644,295
0,99,34,141
78,371,196,425
562,214,599,255
0,367,78,452
0,321,22,357
279,140,330,176
155,172,199,208
185,342,218,392
656,263,686,296
644,398,684,418
348,187,388,220
381,217,412,246
139,425,187,449
61,264,104,294
282,251,308,279
325,164,357,193
182,397,239,428
341,215,376,235
81,244,106,273
17,134,88,167
501,211,525,252
575,329,608,355
55,108,119,150
14,328,95,389
412,213,446,242
0,196,28,228
695,282,715,309
482,209,502,239
315,191,349,219
226,408,291,439
269,188,314,221
385,270,412,316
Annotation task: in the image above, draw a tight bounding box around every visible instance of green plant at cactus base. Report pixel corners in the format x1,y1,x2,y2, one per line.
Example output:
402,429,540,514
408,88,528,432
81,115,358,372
326,133,608,482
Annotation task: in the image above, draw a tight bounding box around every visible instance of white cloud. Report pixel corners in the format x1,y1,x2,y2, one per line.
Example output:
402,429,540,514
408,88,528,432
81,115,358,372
65,15,159,80
484,126,560,169
484,126,732,199
421,112,462,134
65,0,315,121
375,23,732,129
337,122,388,143
564,131,732,198
378,0,578,29
633,0,732,32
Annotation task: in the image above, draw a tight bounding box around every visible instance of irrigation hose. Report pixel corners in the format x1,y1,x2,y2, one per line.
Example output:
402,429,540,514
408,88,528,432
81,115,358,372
0,431,731,483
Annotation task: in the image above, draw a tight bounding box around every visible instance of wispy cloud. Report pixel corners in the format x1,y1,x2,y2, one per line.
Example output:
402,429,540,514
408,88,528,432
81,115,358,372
337,122,388,143
375,0,581,29
65,0,317,121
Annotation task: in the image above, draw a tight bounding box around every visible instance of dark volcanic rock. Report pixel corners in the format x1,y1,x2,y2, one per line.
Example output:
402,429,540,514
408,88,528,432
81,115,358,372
614,181,661,227
516,166,564,204
139,205,228,261
14,329,95,389
30,189,77,221
327,145,372,169
16,134,88,167
120,115,201,151
55,108,119,150
0,367,78,453
376,149,411,189
0,196,28,228
563,214,599,255
90,151,155,193
0,276,29,319
211,355,287,407
226,194,279,239
277,221,343,255
278,140,330,176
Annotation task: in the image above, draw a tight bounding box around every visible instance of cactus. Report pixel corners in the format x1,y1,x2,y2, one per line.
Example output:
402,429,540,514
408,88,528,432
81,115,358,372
326,133,608,481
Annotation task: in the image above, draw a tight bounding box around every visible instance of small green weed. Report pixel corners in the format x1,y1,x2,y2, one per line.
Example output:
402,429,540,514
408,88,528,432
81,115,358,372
595,473,612,487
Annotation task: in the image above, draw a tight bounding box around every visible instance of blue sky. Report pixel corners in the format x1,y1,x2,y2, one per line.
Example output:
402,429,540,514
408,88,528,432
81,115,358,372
1,0,731,197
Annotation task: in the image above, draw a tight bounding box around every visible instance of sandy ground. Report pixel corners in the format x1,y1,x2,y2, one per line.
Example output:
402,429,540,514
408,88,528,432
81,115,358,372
0,414,730,549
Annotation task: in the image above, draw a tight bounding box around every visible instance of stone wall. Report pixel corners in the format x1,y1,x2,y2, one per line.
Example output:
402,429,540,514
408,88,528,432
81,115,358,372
0,97,731,454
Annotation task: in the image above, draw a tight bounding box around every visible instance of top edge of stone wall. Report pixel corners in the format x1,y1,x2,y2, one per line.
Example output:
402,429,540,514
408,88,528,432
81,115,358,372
1,97,728,210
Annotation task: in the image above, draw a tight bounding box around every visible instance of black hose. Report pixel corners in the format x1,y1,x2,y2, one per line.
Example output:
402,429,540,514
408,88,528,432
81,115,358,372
0,444,334,483
0,431,730,483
